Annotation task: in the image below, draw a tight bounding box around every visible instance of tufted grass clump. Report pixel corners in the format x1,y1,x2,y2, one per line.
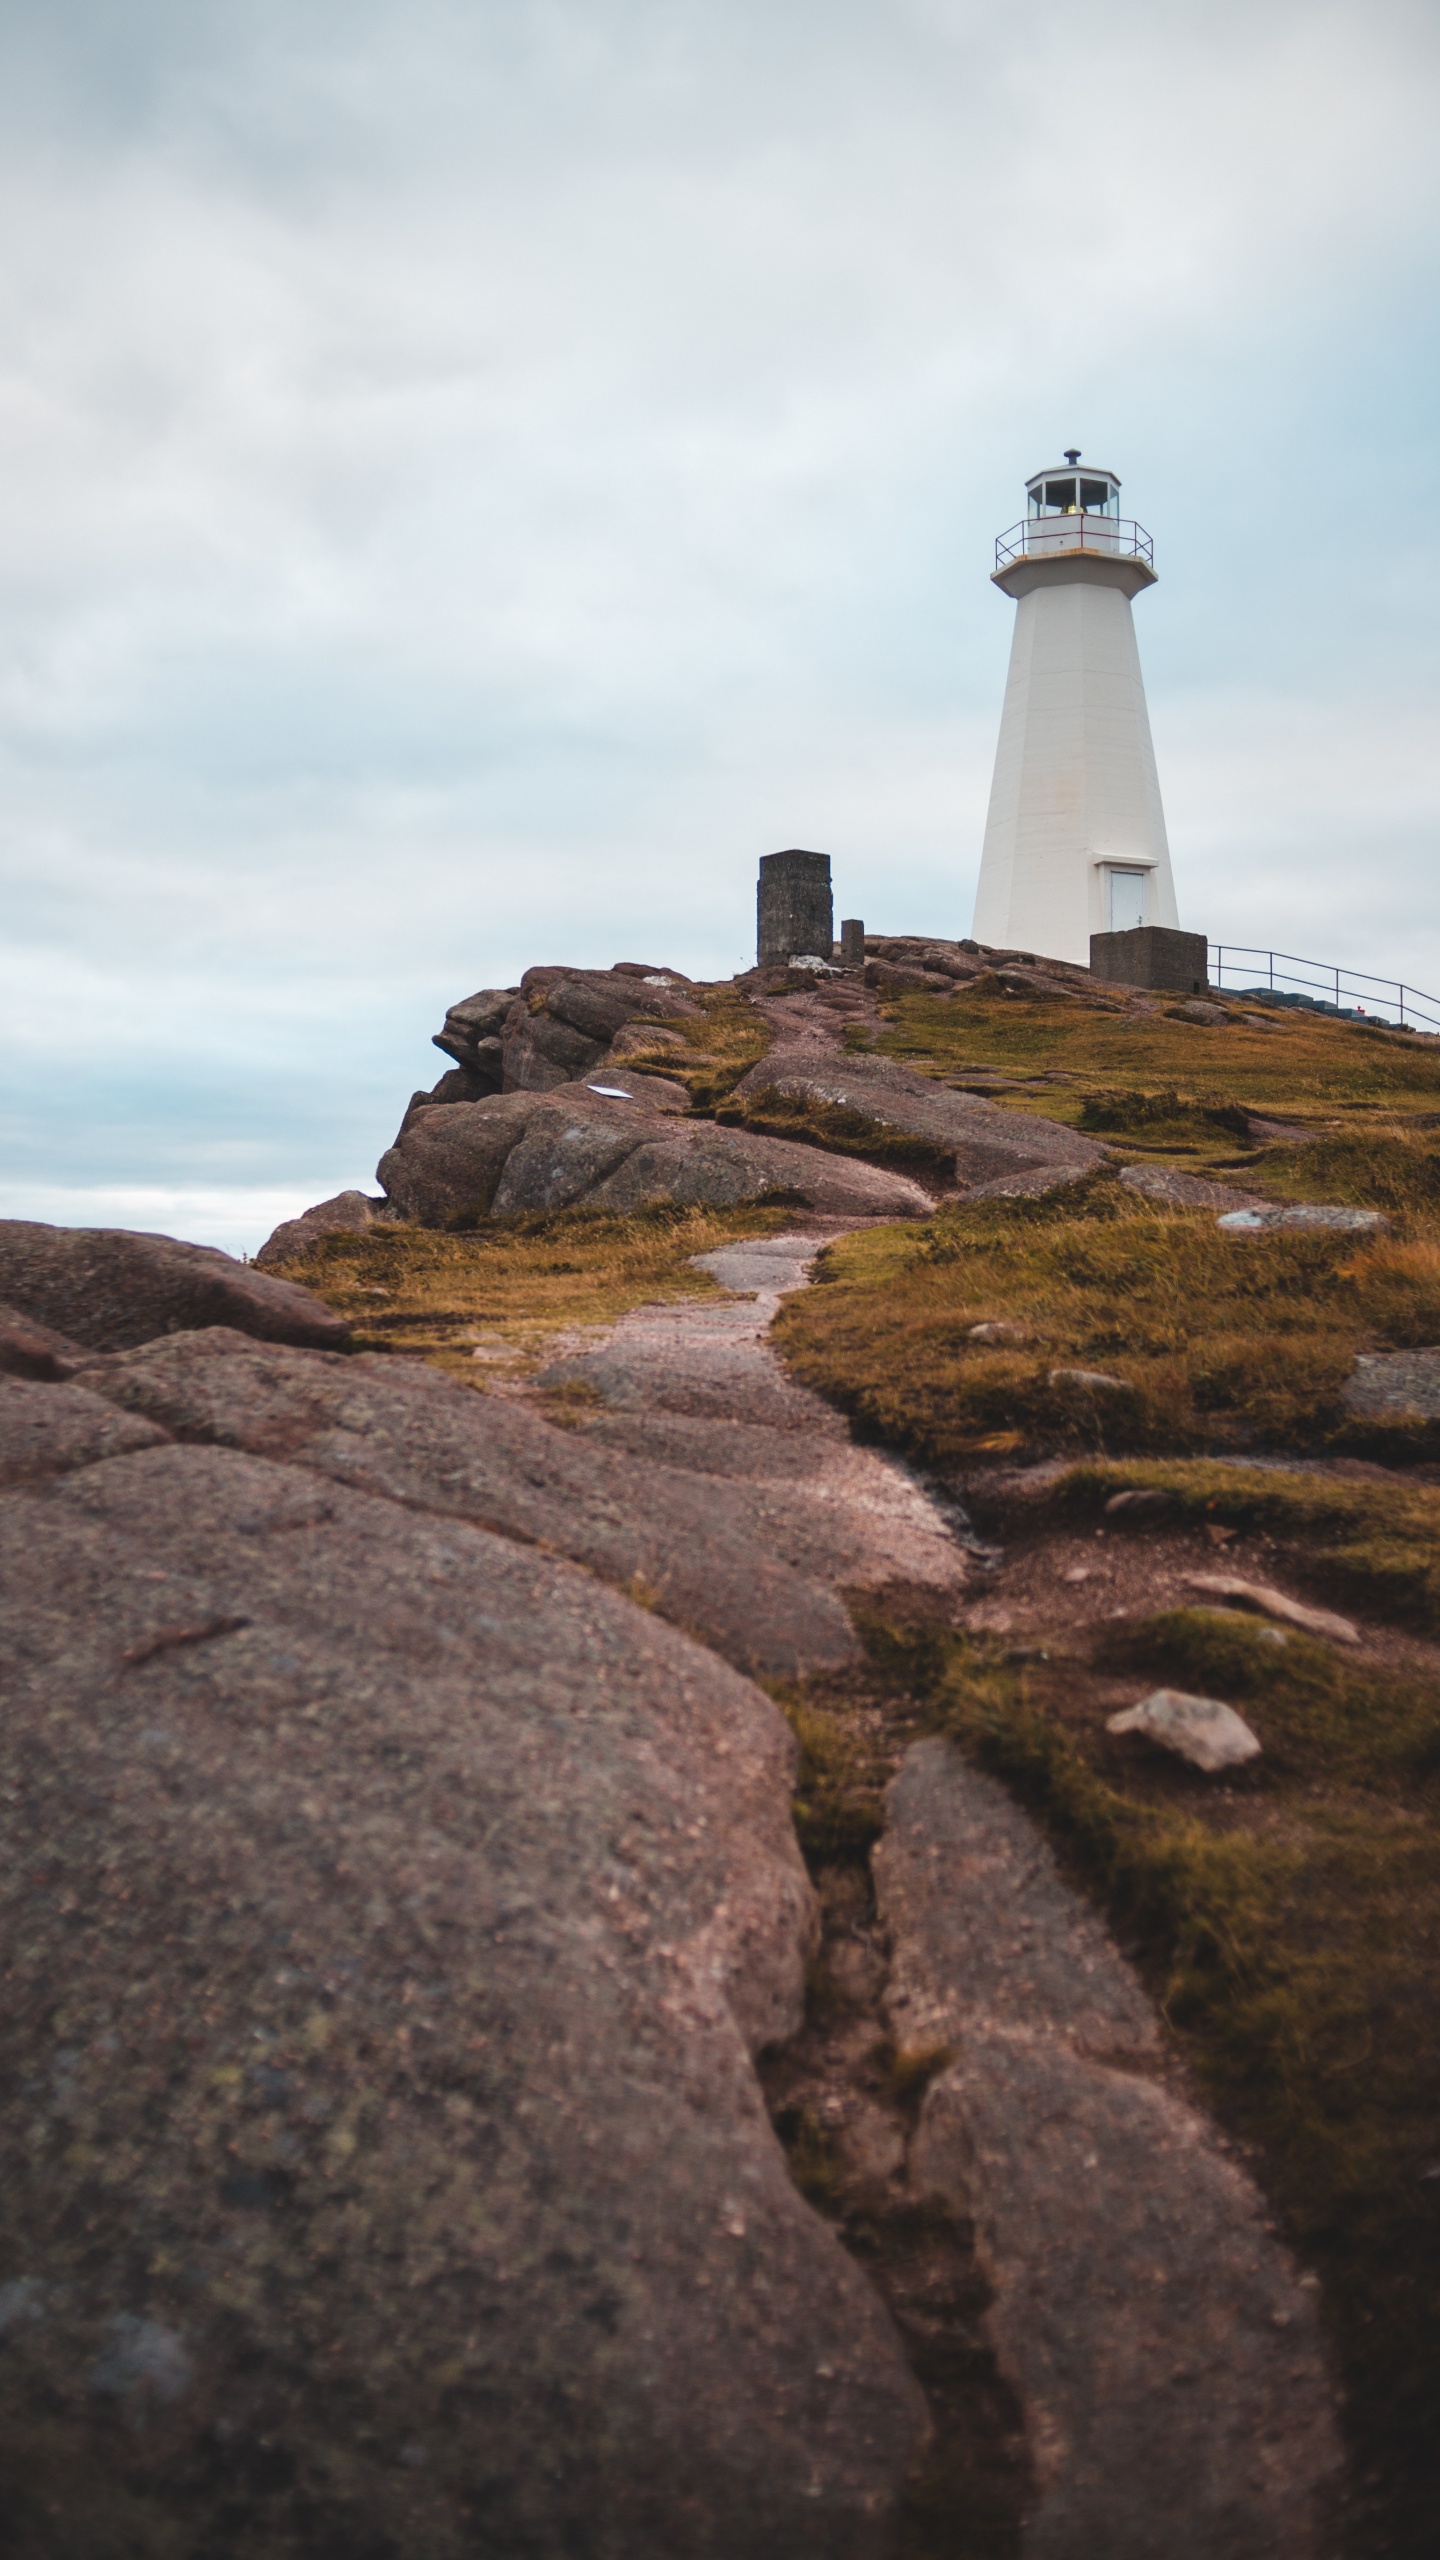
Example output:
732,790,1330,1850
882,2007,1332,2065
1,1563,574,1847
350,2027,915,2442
774,1182,1440,1467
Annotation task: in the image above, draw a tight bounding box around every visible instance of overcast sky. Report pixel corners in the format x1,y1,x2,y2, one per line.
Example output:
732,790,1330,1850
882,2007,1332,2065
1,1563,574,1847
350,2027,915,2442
3,0,1438,1253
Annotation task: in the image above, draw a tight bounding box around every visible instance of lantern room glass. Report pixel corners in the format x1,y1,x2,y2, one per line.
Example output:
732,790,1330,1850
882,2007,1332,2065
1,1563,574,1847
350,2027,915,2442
1028,476,1120,519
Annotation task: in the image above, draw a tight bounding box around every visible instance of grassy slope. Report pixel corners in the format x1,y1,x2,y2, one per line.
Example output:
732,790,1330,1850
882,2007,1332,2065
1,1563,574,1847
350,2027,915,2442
775,983,1440,2556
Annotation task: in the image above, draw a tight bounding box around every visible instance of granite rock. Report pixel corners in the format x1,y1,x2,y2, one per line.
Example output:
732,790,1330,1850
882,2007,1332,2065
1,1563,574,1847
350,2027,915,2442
254,1190,388,1271
0,1221,350,1354
729,1050,1104,1190
75,1329,861,1681
0,1301,89,1381
378,1087,933,1227
0,1400,925,2557
1119,1164,1266,1212
877,1737,1339,2558
1107,1687,1264,1773
1342,1346,1440,1421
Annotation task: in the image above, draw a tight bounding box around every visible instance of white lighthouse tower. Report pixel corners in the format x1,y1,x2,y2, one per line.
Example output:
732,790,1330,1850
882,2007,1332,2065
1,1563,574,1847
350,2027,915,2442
971,453,1179,965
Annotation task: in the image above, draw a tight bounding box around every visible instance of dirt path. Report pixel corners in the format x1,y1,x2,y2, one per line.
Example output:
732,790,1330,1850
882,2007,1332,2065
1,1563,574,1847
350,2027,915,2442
514,1225,1344,2558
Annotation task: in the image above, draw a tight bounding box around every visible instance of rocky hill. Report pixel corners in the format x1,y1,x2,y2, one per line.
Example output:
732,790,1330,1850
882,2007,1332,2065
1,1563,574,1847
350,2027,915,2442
3,936,1440,2555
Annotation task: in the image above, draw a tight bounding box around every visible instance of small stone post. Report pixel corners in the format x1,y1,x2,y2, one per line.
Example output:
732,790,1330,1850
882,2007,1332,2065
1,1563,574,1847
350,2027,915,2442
757,849,834,967
839,919,865,965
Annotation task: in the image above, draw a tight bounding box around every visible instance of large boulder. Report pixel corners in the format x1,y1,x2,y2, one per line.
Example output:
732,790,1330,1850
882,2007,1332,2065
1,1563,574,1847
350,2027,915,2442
377,1086,933,1226
430,986,518,1090
0,1393,924,2557
728,1050,1105,1189
70,1329,860,1681
502,969,705,1094
0,1301,89,1381
0,1221,349,1353
254,1189,389,1270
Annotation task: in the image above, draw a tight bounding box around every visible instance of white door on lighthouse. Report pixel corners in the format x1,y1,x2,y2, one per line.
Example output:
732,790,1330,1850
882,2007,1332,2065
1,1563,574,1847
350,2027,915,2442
1108,867,1146,932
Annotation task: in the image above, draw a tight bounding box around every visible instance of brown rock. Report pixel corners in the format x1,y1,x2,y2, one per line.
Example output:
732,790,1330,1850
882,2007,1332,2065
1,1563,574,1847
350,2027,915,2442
730,1051,1103,1189
0,1221,349,1354
1183,1573,1361,1644
0,1375,168,1483
607,1021,688,1057
378,1087,933,1228
579,1069,693,1112
1168,999,1231,1026
502,1000,605,1090
877,1738,1340,2558
1119,1164,1267,1212
77,1330,859,1681
0,1301,89,1380
0,1425,923,2556
254,1191,388,1270
1342,1347,1440,1421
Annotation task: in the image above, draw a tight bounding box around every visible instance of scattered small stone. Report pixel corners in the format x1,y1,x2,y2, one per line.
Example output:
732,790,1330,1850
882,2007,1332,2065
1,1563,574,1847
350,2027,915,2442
1217,1205,1387,1235
1047,1366,1133,1394
1204,1523,1236,1546
1342,1348,1440,1421
968,1320,1028,1344
1060,1566,1092,1584
1104,1488,1176,1521
1119,1164,1267,1213
1169,1000,1230,1026
1183,1574,1361,1645
1107,1689,1262,1773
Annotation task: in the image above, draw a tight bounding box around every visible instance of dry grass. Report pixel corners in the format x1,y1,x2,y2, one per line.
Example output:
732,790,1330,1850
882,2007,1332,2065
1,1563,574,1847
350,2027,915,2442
774,1172,1440,1467
636,979,775,1111
269,1199,795,1382
861,984,1440,1132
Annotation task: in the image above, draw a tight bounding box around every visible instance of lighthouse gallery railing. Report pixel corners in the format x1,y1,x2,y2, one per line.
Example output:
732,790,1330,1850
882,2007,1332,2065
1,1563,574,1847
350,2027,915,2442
994,517,1154,572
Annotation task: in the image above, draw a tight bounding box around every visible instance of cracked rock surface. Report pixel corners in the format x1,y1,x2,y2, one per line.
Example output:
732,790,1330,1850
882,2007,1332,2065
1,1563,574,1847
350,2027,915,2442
0,1374,926,2556
880,1738,1341,2559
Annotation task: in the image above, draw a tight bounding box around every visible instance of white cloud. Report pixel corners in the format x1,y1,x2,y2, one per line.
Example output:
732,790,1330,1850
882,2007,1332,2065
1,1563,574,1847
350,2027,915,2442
1,0,1438,1251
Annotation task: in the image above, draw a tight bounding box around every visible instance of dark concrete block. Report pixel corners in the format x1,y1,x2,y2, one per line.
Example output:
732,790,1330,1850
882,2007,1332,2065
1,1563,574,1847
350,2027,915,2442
757,849,833,967
1090,926,1209,994
839,918,865,965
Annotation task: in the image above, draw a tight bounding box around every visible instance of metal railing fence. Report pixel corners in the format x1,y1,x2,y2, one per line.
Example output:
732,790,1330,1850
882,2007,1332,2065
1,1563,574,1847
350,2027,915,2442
995,516,1154,572
1207,944,1440,1034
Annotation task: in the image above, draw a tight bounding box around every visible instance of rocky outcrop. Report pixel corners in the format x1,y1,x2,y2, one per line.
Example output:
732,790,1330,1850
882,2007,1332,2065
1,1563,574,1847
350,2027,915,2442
728,1049,1105,1191
253,1189,389,1270
0,1221,349,1353
69,1327,862,1681
0,1359,926,2558
0,1301,89,1380
421,970,703,1111
377,1084,933,1226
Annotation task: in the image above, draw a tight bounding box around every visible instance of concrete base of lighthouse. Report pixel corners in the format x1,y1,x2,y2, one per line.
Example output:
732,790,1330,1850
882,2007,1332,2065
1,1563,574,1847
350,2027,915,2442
973,552,1179,967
